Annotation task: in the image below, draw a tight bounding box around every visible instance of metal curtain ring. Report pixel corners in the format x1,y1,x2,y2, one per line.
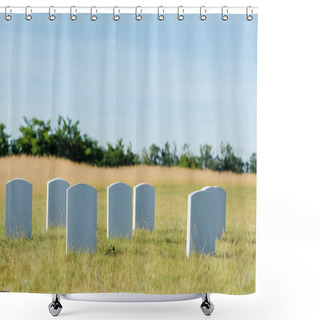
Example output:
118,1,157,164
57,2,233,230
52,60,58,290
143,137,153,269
200,6,207,21
221,6,228,21
49,6,56,21
70,6,77,21
25,6,32,21
113,6,120,21
246,6,253,21
158,6,164,21
135,6,142,21
177,6,184,21
5,6,12,21
91,6,97,21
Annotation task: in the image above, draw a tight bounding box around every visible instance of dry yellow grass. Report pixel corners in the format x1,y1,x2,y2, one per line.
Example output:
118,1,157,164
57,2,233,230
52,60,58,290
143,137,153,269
0,156,256,294
0,155,255,193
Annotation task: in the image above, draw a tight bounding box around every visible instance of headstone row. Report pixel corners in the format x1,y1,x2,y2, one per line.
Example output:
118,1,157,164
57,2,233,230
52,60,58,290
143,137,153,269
106,182,156,237
4,179,155,253
69,182,156,252
4,179,226,257
186,186,226,257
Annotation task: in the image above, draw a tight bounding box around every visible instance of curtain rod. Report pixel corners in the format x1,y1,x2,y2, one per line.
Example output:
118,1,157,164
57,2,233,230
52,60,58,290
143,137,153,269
0,6,259,15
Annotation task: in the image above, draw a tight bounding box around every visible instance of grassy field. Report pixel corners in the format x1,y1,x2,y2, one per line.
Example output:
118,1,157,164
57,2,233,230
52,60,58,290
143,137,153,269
0,155,256,294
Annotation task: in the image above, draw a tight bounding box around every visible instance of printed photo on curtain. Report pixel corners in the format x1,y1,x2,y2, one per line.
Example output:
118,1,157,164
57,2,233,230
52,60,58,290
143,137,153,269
0,8,257,297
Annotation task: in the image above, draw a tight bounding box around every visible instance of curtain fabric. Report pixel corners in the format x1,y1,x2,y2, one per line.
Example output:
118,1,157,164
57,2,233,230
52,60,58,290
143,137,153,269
0,13,257,294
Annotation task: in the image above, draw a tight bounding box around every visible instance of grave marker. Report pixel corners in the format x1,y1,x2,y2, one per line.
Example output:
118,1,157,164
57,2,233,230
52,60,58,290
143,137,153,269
107,182,132,239
202,186,226,240
66,184,97,252
5,178,32,239
186,190,217,257
46,178,70,228
133,183,155,231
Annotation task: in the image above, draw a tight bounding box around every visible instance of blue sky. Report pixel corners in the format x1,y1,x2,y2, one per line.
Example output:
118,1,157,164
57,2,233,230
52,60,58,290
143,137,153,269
0,13,257,160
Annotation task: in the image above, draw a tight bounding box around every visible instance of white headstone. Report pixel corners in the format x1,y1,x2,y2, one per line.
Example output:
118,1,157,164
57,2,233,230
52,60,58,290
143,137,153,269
133,183,155,231
107,182,132,239
66,184,97,253
46,178,70,228
202,186,227,240
186,190,217,257
5,178,32,239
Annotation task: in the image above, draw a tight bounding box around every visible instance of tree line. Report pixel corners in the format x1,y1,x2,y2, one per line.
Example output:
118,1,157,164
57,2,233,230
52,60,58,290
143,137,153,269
0,116,256,173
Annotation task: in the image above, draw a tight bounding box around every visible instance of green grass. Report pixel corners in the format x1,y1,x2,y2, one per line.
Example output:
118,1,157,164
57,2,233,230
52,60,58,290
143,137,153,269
0,183,255,294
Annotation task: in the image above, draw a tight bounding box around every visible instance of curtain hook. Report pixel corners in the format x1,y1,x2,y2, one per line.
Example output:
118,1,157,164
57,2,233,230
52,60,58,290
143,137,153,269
177,6,184,21
135,6,142,21
5,6,12,21
25,6,32,21
49,6,56,21
91,6,97,21
221,6,228,21
113,6,120,21
70,6,77,21
200,6,207,21
246,6,253,21
158,6,164,21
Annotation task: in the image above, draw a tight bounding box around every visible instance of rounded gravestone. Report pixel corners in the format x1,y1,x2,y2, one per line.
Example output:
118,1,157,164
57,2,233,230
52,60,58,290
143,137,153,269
107,182,132,239
202,186,227,240
5,178,32,239
47,178,70,228
186,190,217,257
66,184,97,253
133,183,155,231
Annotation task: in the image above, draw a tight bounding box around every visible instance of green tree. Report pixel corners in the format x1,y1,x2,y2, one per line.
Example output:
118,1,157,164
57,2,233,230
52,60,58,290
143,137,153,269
3,116,255,173
208,155,222,171
0,124,10,156
179,144,200,169
161,141,175,166
82,134,104,166
172,143,180,166
150,144,161,165
124,142,139,166
141,147,150,165
103,140,125,167
142,143,161,165
220,143,244,173
14,117,55,156
200,144,213,169
249,153,257,173
54,116,84,162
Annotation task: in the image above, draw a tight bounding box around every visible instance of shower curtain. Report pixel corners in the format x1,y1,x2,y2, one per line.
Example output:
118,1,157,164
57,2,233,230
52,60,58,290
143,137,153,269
0,9,257,295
